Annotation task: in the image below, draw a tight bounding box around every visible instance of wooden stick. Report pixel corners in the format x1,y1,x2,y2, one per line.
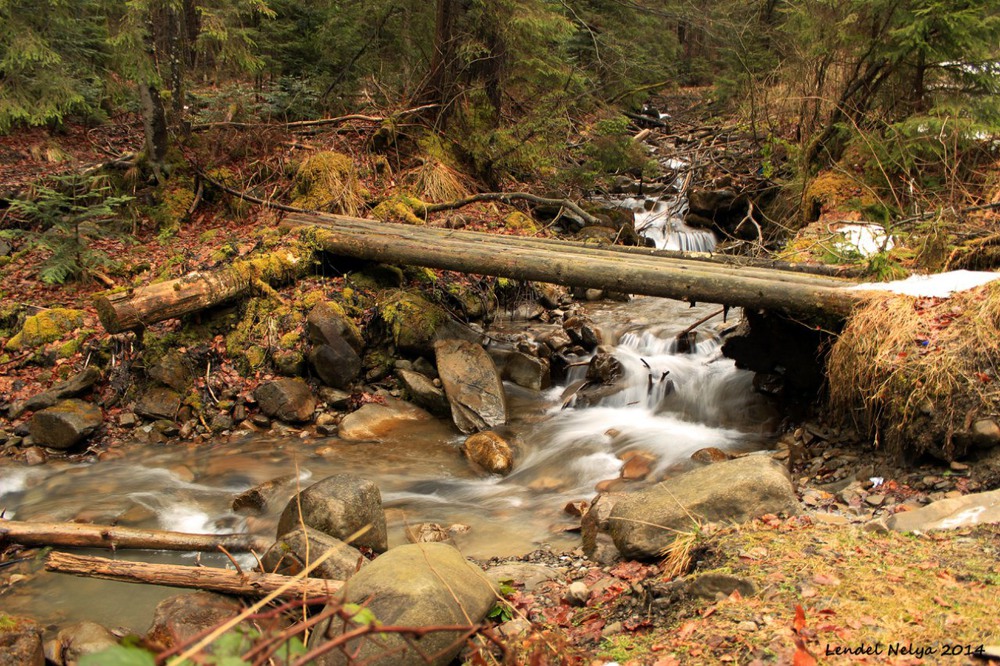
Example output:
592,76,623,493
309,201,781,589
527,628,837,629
0,520,271,553
45,551,343,599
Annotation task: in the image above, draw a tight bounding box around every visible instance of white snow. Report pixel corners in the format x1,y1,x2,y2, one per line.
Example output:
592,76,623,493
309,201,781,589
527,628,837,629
834,223,894,258
852,270,1000,298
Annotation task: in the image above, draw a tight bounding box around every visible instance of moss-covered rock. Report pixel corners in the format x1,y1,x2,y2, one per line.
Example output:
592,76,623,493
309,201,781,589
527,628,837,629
5,308,84,352
371,195,429,225
291,152,365,216
504,211,538,234
225,298,305,375
376,290,453,355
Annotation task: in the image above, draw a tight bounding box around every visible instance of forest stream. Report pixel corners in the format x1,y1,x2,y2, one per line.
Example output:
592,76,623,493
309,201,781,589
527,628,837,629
0,289,780,633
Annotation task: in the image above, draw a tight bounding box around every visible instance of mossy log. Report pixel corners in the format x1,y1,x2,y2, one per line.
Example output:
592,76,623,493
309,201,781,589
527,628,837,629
46,551,342,599
0,519,271,553
95,247,313,333
282,214,864,319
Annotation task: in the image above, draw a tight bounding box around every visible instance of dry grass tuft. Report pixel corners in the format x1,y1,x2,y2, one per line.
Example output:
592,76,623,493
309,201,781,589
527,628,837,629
292,151,365,216
401,157,473,204
660,529,700,580
827,282,1000,459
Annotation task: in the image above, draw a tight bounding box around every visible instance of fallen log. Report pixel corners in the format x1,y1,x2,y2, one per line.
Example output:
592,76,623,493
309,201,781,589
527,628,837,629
285,218,863,318
94,246,313,333
0,520,271,553
45,551,342,599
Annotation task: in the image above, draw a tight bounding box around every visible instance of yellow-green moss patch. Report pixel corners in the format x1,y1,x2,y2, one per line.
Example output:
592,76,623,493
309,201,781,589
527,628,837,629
291,151,365,216
5,308,84,351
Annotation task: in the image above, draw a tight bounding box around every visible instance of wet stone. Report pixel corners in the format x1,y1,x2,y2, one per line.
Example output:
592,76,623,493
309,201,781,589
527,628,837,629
462,430,515,476
276,474,388,552
262,527,365,580
28,399,102,450
254,378,316,424
0,615,43,666
135,387,182,421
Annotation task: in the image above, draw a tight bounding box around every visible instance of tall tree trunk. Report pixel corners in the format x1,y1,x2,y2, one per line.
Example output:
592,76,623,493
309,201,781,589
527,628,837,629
420,0,463,112
139,82,169,182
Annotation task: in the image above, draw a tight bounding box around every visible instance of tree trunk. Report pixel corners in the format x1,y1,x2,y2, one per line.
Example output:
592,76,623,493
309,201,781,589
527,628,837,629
46,552,342,599
282,215,863,319
94,246,314,333
139,82,169,182
0,520,270,553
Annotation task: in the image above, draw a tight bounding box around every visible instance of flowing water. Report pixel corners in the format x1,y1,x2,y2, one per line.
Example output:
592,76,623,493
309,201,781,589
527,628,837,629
0,296,777,633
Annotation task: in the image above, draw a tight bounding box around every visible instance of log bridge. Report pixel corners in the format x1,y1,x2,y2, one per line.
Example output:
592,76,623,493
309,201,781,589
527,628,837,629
96,212,866,333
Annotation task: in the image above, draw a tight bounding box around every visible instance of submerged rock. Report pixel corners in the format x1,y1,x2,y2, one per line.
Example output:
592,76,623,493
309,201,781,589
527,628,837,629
254,378,316,423
262,526,365,580
145,592,244,651
276,474,388,552
28,399,102,450
609,455,799,559
435,339,507,433
337,400,432,441
308,543,496,666
462,430,515,475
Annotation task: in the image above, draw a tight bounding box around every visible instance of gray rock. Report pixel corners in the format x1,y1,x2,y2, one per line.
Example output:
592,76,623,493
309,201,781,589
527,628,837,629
317,386,352,409
566,581,590,606
435,339,507,433
462,431,514,475
28,399,102,450
0,615,43,666
503,351,551,391
276,474,388,552
308,302,364,354
337,400,432,441
609,455,799,559
397,369,450,416
135,387,182,421
51,621,118,665
11,367,101,418
254,378,316,423
581,493,621,559
308,543,496,666
149,351,193,392
485,563,561,592
145,592,243,650
683,573,757,601
309,339,362,390
886,489,1000,533
262,527,365,580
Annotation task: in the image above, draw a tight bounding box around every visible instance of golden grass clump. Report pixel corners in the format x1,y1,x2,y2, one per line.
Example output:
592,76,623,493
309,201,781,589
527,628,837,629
401,157,473,204
291,151,365,216
827,282,1000,459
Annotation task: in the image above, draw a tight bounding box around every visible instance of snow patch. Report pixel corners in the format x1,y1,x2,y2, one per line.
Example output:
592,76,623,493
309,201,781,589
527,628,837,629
834,224,893,258
852,270,1000,298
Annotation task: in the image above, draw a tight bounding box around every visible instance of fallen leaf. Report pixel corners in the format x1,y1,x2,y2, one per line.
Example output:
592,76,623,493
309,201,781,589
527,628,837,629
812,573,840,586
793,605,807,633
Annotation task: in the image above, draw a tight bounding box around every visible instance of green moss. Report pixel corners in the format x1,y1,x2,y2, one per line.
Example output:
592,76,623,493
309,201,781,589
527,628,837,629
291,152,364,215
350,264,405,290
151,176,196,238
5,308,84,351
504,211,538,233
225,297,304,375
300,289,328,310
371,195,429,225
377,290,450,354
279,331,300,349
199,229,220,243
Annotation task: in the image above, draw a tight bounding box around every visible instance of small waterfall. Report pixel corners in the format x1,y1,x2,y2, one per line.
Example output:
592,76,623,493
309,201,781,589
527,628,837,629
617,194,717,252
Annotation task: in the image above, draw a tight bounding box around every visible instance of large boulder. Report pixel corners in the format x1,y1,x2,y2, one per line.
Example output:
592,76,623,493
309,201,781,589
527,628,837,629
51,621,119,664
337,400,432,441
397,369,450,417
276,474,388,552
28,399,102,450
308,543,496,666
609,455,799,559
262,527,365,580
134,387,182,421
307,301,364,354
462,431,514,475
886,489,1000,533
4,308,83,352
435,339,507,434
0,614,43,666
309,339,362,390
254,378,316,423
378,291,481,356
145,592,244,651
